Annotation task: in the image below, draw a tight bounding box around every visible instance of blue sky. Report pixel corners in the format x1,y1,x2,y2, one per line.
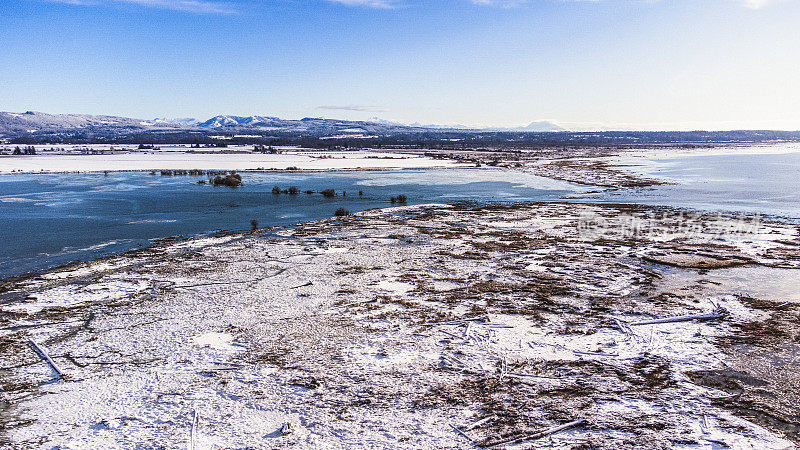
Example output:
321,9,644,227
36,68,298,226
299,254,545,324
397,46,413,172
1,0,799,130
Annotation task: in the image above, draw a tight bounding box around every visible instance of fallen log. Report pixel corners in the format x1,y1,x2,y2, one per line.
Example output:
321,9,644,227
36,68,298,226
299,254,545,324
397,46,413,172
189,410,197,450
438,329,461,339
290,281,313,289
613,318,632,334
450,424,475,443
28,339,64,379
465,415,496,431
487,418,586,447
629,307,728,326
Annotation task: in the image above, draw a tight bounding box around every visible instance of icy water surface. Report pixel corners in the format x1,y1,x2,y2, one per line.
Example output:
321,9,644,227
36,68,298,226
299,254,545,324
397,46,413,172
0,168,578,280
592,150,800,219
3,150,799,281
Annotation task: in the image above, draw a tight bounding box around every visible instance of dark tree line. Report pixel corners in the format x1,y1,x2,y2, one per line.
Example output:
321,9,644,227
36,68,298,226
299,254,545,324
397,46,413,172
11,146,36,155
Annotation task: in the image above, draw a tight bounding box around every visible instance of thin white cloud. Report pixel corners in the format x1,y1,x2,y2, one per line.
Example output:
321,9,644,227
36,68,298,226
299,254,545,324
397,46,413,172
318,105,388,112
47,0,238,14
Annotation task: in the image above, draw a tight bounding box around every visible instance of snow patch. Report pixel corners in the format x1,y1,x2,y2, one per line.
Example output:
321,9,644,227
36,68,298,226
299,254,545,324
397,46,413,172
4,278,149,314
192,332,245,352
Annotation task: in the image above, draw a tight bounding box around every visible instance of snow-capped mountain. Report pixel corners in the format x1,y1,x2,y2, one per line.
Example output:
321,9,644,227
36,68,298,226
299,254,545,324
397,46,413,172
199,115,281,128
479,121,565,132
515,121,565,132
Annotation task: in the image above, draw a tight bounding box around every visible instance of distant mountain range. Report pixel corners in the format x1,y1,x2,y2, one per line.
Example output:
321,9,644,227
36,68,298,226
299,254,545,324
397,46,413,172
0,111,432,144
2,111,799,146
0,111,421,133
0,111,563,135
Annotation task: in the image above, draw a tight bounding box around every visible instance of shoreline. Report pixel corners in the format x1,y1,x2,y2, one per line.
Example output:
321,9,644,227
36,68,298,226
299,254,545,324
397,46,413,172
5,197,796,289
2,198,793,285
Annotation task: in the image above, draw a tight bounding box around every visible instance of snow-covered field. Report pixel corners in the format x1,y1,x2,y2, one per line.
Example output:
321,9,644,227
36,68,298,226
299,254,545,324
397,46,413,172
0,147,462,174
2,203,798,448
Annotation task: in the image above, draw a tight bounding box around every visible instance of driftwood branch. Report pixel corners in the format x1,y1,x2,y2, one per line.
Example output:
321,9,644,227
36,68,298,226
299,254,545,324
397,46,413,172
189,410,197,450
613,318,632,334
630,307,728,326
438,329,461,339
487,418,586,447
290,281,313,289
450,424,476,443
466,415,496,431
28,339,63,379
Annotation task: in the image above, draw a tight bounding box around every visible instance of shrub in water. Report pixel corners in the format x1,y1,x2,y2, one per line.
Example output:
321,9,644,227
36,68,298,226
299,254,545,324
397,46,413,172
321,189,336,198
212,174,242,187
335,208,350,217
272,186,281,195
288,186,299,195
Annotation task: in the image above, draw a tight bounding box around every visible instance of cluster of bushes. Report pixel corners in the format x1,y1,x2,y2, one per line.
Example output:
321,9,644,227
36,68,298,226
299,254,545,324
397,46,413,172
11,146,36,155
267,187,345,198
334,208,350,217
253,145,278,154
272,186,304,195
390,194,407,204
189,143,227,148
271,186,301,195
212,173,242,187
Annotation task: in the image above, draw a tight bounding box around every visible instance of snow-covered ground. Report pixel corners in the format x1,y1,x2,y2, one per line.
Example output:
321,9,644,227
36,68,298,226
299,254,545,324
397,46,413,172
2,203,798,448
0,147,462,174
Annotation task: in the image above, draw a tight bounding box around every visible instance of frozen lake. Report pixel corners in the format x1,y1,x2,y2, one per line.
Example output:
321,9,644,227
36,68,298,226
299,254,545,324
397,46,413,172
588,148,800,220
0,168,580,280
2,148,799,281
